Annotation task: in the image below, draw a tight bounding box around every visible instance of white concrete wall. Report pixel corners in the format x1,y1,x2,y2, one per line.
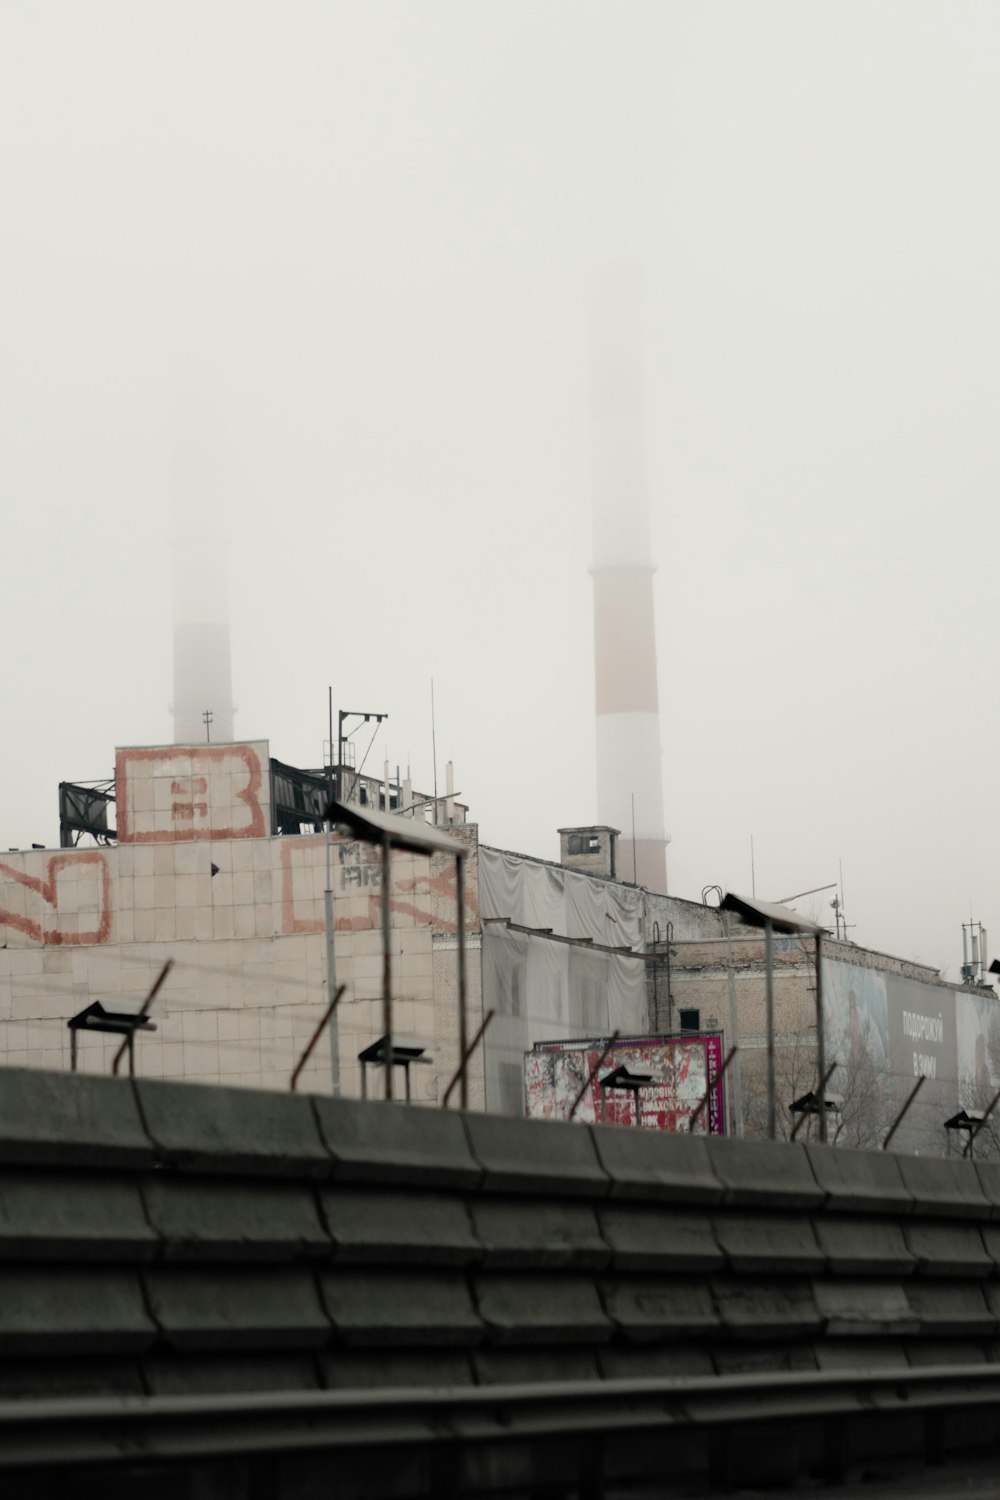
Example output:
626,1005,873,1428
0,742,480,1099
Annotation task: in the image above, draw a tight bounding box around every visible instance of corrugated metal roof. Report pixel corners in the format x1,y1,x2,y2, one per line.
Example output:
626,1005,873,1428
329,797,466,858
721,891,827,936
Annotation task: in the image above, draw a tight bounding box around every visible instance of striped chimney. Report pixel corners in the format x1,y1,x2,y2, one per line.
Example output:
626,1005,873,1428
590,272,668,891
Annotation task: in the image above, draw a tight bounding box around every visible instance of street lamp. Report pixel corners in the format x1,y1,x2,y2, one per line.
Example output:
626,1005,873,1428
721,893,829,1142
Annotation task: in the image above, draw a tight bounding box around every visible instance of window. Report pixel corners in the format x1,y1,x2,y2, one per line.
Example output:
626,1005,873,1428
509,965,523,1018
497,962,524,1017
579,975,606,1034
567,833,601,856
679,1009,700,1032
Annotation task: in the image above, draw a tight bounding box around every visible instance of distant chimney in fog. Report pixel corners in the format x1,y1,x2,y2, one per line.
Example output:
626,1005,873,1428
590,270,668,892
169,403,234,744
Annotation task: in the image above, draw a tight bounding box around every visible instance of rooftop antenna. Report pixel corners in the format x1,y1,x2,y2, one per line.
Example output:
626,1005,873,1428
962,918,988,985
338,708,388,805
430,678,438,822
830,894,845,940
631,793,637,883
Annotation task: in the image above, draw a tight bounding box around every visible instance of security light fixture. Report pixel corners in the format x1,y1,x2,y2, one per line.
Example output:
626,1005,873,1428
358,1035,432,1102
789,1090,844,1116
721,891,830,1144
67,1002,156,1076
598,1064,665,1128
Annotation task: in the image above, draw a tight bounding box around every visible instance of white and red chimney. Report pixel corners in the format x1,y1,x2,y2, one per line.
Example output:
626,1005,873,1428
590,271,668,891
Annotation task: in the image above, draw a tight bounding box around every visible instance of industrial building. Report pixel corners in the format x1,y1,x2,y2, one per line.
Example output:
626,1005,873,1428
0,735,702,1109
1,737,997,1158
0,739,479,1101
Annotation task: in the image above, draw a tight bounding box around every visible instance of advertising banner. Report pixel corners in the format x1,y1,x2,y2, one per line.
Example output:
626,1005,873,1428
957,988,1000,1110
524,1033,726,1133
824,959,959,1154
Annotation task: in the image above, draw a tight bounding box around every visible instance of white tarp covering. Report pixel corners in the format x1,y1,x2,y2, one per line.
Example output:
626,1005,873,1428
478,847,648,1115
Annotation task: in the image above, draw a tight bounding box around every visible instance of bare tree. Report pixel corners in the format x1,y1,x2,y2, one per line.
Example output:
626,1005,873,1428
828,1045,894,1150
737,1029,894,1148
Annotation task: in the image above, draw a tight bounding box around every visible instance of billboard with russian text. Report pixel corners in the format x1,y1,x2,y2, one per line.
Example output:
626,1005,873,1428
824,959,958,1154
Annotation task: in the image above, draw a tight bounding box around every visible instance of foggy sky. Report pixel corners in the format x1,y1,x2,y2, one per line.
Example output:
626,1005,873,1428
3,2,999,979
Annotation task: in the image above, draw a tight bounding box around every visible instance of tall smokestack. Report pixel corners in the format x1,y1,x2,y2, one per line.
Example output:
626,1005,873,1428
591,271,668,891
170,405,234,744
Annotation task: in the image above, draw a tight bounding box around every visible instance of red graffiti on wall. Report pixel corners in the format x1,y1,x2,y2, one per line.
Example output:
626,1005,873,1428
0,852,112,946
394,866,479,934
116,745,266,843
278,838,478,936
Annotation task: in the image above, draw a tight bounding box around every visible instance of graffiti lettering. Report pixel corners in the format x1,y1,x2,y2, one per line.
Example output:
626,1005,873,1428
0,852,112,946
117,745,267,843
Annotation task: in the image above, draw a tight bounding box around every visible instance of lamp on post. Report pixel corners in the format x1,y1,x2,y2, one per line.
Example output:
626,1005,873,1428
720,893,830,1142
327,794,470,1107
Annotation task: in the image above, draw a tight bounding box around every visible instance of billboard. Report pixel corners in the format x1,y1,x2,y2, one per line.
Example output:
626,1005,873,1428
957,988,1000,1111
824,959,959,1155
524,1033,726,1133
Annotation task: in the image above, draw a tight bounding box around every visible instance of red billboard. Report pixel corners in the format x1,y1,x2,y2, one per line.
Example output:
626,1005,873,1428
524,1032,726,1133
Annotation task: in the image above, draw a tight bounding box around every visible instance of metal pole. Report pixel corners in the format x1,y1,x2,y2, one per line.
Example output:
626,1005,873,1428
815,932,827,1144
631,793,637,883
689,1046,738,1133
431,679,438,819
963,1085,1000,1158
568,1031,620,1121
722,911,744,1137
325,687,341,1096
112,960,173,1076
291,985,346,1092
442,1009,495,1108
764,918,776,1140
883,1074,925,1151
456,851,469,1109
665,920,674,1033
382,832,393,1101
